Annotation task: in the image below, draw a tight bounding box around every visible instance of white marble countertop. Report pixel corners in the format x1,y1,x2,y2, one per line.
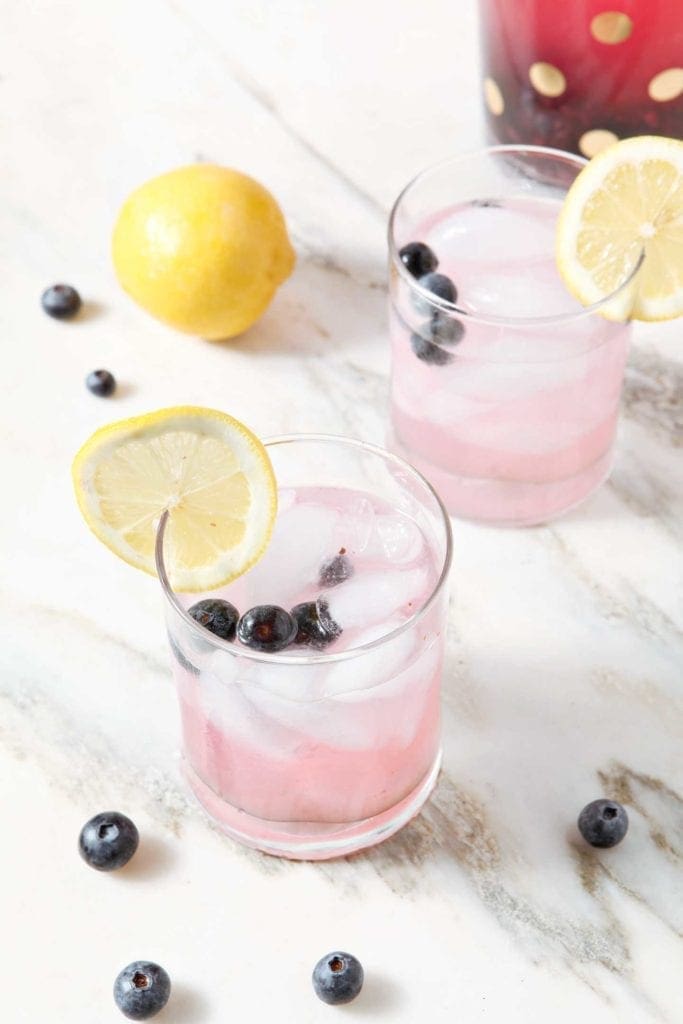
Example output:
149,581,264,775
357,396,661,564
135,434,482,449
2,2,682,1021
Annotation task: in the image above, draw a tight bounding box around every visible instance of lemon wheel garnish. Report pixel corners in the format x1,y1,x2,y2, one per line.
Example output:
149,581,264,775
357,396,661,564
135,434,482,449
72,407,277,591
556,136,683,322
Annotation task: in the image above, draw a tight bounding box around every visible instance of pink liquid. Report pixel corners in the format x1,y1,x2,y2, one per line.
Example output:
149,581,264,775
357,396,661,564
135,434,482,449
169,486,446,858
390,197,631,525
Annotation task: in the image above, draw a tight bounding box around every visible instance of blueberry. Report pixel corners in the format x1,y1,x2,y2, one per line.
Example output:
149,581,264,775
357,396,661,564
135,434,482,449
431,311,465,346
319,553,354,588
578,799,629,849
291,601,341,649
412,272,458,316
312,951,364,1005
113,961,171,1020
399,241,438,278
86,369,116,397
237,605,297,652
78,811,139,871
410,328,453,366
41,283,82,319
316,598,343,641
188,598,239,641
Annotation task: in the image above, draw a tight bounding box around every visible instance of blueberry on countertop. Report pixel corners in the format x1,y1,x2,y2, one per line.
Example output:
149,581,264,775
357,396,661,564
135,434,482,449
398,241,438,278
113,961,171,1020
312,951,364,1005
79,811,139,871
319,553,354,588
292,601,341,649
41,283,82,319
188,598,239,641
237,604,298,652
86,369,117,397
578,799,629,848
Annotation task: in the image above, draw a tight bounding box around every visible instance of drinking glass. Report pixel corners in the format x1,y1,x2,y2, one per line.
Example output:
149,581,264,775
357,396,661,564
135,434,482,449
388,145,639,526
157,435,452,860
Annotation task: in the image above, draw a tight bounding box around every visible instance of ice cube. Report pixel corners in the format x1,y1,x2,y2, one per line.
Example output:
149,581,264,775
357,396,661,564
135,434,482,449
320,567,429,632
199,652,309,757
428,201,555,270
332,495,375,556
245,501,340,605
361,513,424,565
332,640,442,748
320,618,416,697
276,488,297,514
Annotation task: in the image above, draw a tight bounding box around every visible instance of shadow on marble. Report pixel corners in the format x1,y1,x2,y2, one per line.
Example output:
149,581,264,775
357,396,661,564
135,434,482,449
116,834,177,882
108,380,137,401
217,256,386,357
161,983,211,1023
351,973,403,1017
73,300,107,324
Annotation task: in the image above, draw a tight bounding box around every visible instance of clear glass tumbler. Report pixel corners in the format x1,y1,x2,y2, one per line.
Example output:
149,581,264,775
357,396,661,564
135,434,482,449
388,145,638,527
157,435,452,860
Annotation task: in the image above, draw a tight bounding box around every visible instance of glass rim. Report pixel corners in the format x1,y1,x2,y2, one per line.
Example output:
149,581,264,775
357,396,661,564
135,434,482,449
155,433,453,665
388,143,644,328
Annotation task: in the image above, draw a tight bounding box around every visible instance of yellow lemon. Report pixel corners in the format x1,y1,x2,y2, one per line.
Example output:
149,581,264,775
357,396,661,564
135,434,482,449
72,407,277,591
556,136,683,321
112,165,295,340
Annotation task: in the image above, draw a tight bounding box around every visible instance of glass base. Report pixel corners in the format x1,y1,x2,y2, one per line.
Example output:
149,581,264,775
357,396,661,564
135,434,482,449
389,430,613,527
183,750,442,861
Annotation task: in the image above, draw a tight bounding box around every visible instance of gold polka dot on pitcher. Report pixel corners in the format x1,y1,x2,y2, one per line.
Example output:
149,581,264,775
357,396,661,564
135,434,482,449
578,129,619,158
483,77,504,116
648,68,683,102
590,12,633,44
529,62,566,98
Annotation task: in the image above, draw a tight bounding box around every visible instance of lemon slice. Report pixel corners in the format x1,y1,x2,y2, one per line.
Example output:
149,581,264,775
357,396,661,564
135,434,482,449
72,406,277,591
557,135,683,321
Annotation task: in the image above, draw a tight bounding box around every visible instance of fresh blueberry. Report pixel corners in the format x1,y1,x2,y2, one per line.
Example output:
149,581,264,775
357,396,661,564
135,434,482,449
319,553,354,588
399,241,438,278
316,598,343,640
188,598,239,641
41,283,82,319
578,799,629,848
292,601,341,649
412,272,458,316
410,328,453,366
237,605,297,652
79,811,139,871
431,311,465,346
113,961,171,1020
86,369,116,397
312,951,364,1005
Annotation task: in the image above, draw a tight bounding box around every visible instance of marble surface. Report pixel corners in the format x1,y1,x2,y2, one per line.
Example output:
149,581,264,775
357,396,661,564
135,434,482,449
2,1,683,1021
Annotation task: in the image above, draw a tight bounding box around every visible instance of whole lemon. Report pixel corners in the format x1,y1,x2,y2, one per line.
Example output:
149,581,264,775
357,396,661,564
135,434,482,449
112,165,295,340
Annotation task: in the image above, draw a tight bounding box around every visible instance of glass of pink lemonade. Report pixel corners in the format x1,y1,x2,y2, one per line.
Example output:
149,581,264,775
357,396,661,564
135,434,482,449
388,145,638,526
157,435,452,860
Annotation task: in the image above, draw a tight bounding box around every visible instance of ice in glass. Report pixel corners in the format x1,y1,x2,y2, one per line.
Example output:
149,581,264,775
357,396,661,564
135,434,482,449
388,146,634,526
158,436,451,859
